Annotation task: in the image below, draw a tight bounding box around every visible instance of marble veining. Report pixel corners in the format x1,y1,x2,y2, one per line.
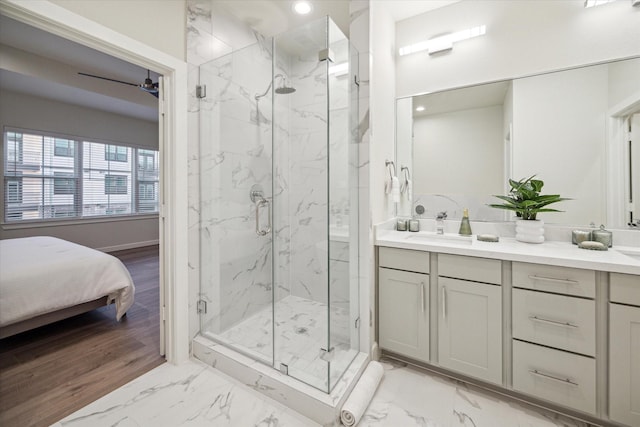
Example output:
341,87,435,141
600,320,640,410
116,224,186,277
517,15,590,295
212,295,357,392
56,356,592,427
359,358,589,427
54,359,318,427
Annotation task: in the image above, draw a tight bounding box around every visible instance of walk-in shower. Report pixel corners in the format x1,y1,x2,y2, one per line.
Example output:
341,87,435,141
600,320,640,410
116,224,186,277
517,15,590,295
197,17,360,393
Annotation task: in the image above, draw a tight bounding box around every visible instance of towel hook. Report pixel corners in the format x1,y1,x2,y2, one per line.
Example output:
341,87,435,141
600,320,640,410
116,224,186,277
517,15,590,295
385,160,396,180
401,165,411,180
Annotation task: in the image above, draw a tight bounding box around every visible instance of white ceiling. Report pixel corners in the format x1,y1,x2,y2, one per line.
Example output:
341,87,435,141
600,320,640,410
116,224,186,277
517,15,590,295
0,14,159,122
381,0,461,22
0,1,458,123
213,0,351,37
413,80,511,117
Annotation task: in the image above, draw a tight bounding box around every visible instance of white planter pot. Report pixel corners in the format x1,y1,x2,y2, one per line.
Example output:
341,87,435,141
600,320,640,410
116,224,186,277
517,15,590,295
515,219,545,244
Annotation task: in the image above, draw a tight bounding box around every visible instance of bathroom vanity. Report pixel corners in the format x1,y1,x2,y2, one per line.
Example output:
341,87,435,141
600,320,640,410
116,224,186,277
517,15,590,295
375,224,640,426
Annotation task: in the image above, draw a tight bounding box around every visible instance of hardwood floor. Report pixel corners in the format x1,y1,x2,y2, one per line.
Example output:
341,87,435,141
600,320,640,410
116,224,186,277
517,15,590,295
0,245,164,427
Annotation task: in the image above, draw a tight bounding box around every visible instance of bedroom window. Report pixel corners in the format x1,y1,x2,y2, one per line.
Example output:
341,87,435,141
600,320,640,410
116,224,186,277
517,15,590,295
3,128,159,223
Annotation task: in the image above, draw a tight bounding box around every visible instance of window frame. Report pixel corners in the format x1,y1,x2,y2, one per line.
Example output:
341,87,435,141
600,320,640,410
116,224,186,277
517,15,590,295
2,127,159,224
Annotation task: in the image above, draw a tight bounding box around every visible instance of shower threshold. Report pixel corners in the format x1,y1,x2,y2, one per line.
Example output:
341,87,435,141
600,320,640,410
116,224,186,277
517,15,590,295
212,295,356,391
194,297,368,425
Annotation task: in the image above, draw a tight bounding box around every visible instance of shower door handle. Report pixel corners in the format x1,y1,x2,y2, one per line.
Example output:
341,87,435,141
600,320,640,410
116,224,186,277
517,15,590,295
255,199,271,236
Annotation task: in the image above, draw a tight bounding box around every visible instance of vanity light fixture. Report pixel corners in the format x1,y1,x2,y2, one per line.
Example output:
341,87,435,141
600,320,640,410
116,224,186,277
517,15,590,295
399,25,486,56
415,106,425,112
584,0,616,7
292,1,313,15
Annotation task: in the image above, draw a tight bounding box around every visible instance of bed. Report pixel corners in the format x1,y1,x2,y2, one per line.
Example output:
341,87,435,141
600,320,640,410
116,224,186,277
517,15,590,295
0,236,135,339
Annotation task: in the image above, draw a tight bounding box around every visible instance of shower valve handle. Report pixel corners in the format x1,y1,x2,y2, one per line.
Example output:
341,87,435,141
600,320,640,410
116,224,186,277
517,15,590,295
255,198,271,236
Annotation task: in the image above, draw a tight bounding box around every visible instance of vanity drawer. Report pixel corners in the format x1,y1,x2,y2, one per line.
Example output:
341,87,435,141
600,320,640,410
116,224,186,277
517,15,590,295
513,340,596,415
512,263,595,298
438,254,501,285
610,273,640,307
513,289,595,356
379,247,429,274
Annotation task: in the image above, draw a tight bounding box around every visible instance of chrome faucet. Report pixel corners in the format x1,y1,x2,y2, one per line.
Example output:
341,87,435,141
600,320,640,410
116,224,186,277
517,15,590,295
436,211,447,234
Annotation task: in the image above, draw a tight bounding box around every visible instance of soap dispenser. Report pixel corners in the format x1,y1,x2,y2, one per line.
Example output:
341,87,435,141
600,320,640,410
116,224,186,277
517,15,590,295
458,208,472,236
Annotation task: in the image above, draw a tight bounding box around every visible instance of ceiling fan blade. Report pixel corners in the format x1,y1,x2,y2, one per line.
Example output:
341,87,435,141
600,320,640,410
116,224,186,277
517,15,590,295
78,72,139,87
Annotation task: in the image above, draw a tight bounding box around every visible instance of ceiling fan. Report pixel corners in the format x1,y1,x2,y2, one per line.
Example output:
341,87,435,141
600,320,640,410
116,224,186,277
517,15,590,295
78,69,159,98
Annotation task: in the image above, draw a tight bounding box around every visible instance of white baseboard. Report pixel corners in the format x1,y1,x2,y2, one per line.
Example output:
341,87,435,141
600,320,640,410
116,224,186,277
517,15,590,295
97,239,159,253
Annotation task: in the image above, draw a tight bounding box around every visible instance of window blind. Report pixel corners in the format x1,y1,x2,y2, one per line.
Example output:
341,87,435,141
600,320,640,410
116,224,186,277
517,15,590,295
3,129,159,222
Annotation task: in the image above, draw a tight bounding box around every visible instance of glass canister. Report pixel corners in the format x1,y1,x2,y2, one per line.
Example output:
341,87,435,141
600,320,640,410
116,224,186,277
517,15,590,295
592,224,613,248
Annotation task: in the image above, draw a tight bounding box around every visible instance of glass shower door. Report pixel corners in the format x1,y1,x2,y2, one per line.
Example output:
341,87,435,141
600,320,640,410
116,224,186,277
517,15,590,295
271,17,359,393
199,42,275,365
199,16,359,395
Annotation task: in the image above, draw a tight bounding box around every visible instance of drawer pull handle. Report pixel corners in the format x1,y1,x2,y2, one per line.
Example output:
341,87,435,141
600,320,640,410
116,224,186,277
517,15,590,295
529,369,579,387
420,281,425,313
529,316,578,329
527,275,579,286
442,287,447,320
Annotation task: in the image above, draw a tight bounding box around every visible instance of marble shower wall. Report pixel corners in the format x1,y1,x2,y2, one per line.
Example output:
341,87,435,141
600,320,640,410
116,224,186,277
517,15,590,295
187,0,266,340
349,0,372,354
199,41,276,334
186,0,372,355
273,20,354,313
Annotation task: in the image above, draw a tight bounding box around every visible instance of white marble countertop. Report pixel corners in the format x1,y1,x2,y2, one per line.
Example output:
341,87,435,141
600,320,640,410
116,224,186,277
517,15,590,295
376,228,640,275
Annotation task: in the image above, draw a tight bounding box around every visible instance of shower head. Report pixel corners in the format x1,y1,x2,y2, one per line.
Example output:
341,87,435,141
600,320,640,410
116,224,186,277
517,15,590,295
255,74,296,100
275,85,296,95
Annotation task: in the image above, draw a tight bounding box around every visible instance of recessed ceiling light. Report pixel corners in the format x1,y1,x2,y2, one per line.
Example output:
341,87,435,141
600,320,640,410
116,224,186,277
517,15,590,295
416,106,425,112
293,1,313,15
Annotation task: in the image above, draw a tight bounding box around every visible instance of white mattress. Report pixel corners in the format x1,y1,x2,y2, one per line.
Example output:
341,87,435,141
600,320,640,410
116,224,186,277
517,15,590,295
0,236,135,327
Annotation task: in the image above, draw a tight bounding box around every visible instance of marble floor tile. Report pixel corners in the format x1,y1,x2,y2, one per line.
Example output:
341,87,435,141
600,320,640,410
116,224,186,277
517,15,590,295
55,359,319,427
360,358,590,427
215,295,355,391
56,355,591,427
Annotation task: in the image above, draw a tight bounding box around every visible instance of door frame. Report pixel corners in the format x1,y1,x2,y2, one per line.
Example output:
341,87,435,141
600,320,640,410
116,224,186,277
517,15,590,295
607,90,640,228
0,0,190,363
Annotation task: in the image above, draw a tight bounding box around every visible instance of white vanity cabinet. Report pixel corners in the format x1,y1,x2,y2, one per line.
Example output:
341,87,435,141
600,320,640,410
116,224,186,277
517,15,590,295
437,254,502,384
378,247,430,362
511,262,597,414
609,273,640,426
375,238,640,426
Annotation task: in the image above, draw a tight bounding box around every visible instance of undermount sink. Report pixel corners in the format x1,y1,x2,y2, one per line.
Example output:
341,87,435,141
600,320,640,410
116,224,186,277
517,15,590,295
405,232,473,245
617,249,640,262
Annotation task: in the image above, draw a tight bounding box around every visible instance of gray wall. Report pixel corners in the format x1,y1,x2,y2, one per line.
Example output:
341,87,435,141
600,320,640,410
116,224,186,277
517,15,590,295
0,89,159,250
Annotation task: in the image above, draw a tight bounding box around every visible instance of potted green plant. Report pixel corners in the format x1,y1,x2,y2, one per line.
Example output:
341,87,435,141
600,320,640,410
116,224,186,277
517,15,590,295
489,175,570,243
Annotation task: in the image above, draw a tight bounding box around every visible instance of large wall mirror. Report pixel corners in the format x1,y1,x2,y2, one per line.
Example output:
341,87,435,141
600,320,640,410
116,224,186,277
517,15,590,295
396,56,640,227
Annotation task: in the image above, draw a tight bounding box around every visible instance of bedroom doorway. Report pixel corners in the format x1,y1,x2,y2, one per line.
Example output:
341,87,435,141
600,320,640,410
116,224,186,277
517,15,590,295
0,0,189,422
0,13,166,357
0,0,190,364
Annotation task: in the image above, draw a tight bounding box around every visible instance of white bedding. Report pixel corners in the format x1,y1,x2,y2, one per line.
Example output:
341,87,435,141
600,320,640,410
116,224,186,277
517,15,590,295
0,236,135,327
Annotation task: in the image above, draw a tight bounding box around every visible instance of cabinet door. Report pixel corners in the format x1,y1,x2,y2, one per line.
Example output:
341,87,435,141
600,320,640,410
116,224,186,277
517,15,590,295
610,303,640,426
438,277,502,384
379,268,429,362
